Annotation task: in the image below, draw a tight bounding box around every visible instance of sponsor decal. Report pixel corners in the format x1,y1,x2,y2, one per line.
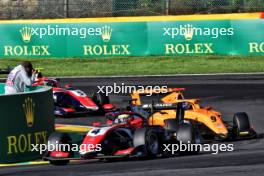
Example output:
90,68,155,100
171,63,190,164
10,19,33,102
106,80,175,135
20,27,33,43
165,43,214,54
249,42,264,53
4,45,50,56
23,97,35,127
101,25,112,42
83,25,131,56
162,24,222,54
6,98,48,155
7,131,47,154
3,26,51,56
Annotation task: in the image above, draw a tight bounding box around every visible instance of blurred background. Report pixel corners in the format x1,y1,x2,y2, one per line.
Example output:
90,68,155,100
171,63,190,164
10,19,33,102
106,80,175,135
0,0,264,19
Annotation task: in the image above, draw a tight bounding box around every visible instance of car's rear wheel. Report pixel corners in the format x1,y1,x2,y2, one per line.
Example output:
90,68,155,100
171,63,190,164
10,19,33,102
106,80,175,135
92,92,110,106
133,128,160,158
164,119,178,132
92,92,110,113
176,123,201,155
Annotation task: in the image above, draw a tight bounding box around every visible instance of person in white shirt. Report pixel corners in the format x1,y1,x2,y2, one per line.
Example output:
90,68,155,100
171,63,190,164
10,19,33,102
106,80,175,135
5,61,37,94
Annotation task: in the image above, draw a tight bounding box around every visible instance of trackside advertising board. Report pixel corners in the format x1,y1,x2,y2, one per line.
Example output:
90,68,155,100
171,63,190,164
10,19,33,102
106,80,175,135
0,12,263,58
0,84,54,163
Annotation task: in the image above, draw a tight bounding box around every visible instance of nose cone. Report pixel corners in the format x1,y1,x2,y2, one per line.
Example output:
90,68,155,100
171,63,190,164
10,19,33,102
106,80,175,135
79,97,99,111
215,123,228,138
87,105,99,111
81,104,99,111
218,133,228,139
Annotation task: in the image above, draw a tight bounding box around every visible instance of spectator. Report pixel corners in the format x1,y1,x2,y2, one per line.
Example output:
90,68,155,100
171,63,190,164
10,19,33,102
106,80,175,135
5,61,37,94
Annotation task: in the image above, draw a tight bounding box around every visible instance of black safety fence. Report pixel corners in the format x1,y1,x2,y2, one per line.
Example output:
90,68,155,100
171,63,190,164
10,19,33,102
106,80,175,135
0,0,264,19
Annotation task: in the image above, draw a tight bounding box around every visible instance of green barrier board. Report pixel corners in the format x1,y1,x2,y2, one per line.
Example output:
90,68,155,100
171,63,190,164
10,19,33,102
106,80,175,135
0,84,54,163
0,84,4,94
0,17,263,58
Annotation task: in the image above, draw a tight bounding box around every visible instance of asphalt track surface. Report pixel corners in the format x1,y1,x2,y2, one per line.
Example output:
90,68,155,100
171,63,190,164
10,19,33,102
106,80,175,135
1,74,264,176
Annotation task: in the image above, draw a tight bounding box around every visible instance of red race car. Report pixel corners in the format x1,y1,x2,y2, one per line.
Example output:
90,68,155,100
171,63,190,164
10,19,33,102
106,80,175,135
33,72,116,117
43,102,201,165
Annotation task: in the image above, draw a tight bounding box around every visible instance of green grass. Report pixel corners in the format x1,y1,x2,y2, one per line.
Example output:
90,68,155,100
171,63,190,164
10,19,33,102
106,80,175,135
1,56,264,77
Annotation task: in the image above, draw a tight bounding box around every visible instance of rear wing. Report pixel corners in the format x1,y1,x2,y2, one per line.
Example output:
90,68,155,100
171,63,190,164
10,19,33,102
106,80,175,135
130,88,186,106
142,103,178,110
132,88,185,95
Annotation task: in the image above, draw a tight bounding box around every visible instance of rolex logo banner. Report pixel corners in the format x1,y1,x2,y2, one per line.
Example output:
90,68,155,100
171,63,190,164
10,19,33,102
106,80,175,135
0,85,54,163
0,13,263,58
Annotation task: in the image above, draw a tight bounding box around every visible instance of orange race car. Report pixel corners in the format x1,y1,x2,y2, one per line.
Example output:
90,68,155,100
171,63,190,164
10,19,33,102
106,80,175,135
129,88,257,141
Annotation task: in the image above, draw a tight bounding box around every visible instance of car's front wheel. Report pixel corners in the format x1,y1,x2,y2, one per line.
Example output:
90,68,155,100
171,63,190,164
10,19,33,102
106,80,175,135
233,112,252,138
45,132,71,165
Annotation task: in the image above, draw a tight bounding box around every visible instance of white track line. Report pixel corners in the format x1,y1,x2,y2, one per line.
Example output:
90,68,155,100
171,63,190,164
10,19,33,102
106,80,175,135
1,72,264,80
54,72,264,79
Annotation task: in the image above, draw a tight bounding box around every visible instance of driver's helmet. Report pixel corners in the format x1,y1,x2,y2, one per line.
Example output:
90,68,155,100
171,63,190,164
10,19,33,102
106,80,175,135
43,79,59,87
114,114,131,124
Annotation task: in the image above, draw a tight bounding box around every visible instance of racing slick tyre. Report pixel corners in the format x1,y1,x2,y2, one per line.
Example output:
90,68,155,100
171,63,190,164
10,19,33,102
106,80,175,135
164,119,178,132
49,160,69,166
176,123,201,155
92,92,110,113
233,112,251,138
45,132,71,165
133,128,160,158
92,92,110,106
